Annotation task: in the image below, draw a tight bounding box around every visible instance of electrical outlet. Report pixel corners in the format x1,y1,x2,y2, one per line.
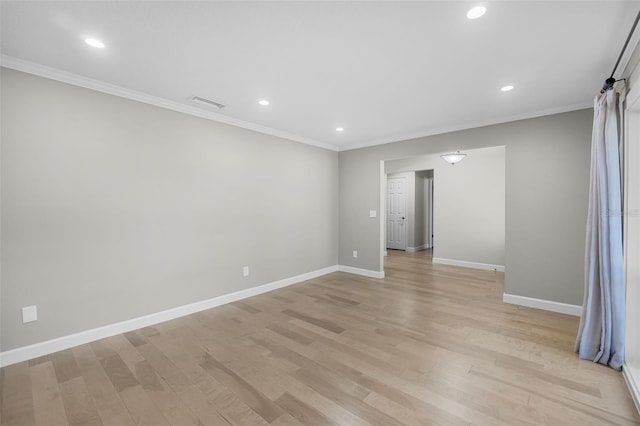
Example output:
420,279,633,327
22,305,37,323
369,210,377,218
353,250,358,258
243,266,249,277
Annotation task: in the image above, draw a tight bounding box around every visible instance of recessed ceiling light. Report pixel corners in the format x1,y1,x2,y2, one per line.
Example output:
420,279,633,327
258,99,270,106
84,38,105,49
336,127,344,132
466,6,486,19
500,85,515,92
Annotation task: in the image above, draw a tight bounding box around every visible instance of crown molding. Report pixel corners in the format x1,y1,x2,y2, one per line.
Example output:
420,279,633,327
0,55,339,152
338,101,593,152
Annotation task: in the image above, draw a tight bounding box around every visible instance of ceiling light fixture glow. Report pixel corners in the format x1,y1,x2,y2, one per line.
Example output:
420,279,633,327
258,99,270,106
336,127,344,132
440,150,467,165
500,85,515,92
466,6,486,19
84,38,105,49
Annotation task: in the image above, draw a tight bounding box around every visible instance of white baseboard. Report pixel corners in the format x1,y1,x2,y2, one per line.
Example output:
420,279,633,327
502,293,582,316
623,364,640,414
337,265,385,279
432,257,505,272
0,265,339,368
407,244,428,253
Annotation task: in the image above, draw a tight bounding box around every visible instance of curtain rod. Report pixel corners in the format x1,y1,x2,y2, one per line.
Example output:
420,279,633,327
602,9,640,93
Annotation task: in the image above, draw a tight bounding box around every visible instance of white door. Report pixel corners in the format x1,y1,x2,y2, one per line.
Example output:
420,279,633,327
387,176,407,250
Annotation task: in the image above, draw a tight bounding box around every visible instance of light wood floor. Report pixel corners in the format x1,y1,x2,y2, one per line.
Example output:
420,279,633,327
2,250,639,425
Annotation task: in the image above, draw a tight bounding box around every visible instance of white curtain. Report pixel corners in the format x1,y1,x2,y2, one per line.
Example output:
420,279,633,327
575,89,625,370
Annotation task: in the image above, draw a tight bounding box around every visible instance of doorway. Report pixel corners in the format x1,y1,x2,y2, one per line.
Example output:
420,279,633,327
386,174,407,250
380,146,506,276
385,170,434,253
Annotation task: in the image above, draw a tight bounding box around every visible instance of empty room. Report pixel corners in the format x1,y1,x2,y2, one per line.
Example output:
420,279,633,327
2,1,640,425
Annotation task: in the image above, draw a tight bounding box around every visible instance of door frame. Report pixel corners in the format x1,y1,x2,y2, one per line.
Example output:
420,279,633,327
425,177,434,249
623,82,640,412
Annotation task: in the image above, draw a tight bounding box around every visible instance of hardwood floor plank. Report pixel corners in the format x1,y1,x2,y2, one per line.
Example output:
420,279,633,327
135,360,164,392
135,342,192,394
230,301,261,314
361,392,415,425
199,352,283,423
1,362,35,426
188,374,270,426
266,324,314,346
28,355,52,367
118,385,170,426
52,349,82,384
270,413,305,426
72,344,135,426
281,309,345,334
146,330,211,385
305,338,475,425
202,339,287,401
275,392,339,426
99,354,139,393
286,321,406,377
123,331,147,348
30,361,69,426
59,376,102,426
276,375,371,426
90,341,117,360
2,249,638,425
292,366,402,426
177,380,233,425
104,335,146,375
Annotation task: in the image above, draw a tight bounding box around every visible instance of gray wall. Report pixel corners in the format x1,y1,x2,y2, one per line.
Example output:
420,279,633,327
0,66,594,353
340,109,592,305
1,68,339,351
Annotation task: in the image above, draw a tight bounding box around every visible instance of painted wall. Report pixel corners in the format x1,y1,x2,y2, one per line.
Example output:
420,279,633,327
0,68,339,352
386,146,505,267
340,109,592,306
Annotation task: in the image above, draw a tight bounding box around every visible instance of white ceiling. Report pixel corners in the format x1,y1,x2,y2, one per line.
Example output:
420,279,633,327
1,1,639,151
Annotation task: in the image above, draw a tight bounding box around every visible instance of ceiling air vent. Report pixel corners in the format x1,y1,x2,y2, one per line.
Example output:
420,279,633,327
190,95,226,109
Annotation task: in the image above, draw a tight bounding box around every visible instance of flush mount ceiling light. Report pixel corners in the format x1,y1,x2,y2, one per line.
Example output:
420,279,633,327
336,127,344,132
84,38,105,49
501,85,515,92
440,150,467,165
466,6,486,19
258,99,270,106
